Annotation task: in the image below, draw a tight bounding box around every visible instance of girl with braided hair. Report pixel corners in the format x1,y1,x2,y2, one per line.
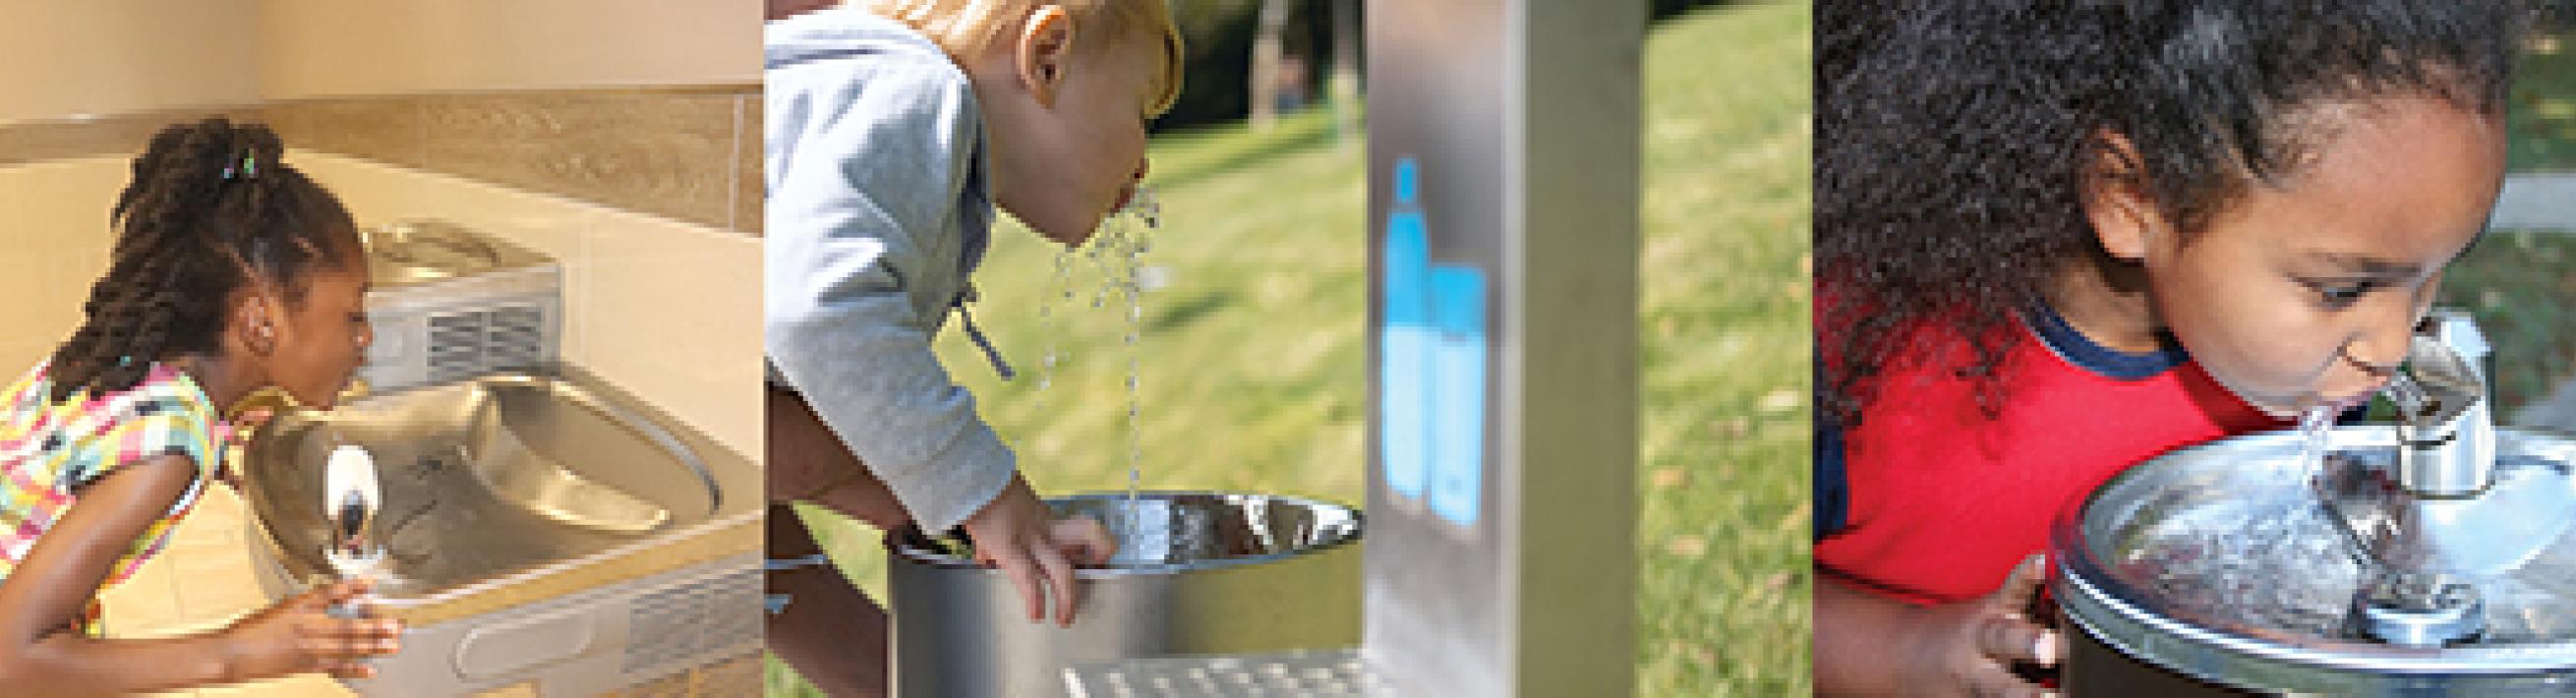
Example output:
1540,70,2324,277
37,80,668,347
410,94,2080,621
1813,1,2526,695
0,118,402,692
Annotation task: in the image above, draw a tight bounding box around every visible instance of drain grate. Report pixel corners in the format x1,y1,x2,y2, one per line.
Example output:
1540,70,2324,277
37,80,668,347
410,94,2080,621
1064,650,1391,698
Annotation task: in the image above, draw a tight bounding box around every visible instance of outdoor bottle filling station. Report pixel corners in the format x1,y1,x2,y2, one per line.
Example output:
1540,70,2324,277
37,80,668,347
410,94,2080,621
1062,0,1644,694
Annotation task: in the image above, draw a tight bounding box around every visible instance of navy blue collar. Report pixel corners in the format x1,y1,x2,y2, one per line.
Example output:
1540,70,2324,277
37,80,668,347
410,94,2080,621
2024,302,2189,380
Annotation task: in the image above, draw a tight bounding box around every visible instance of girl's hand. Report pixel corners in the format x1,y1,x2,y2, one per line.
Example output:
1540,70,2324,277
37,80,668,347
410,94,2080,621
217,578,403,681
1902,554,2063,698
959,476,1119,627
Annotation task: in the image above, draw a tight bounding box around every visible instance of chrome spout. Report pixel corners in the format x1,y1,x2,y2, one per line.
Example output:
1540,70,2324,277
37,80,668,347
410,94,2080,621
2388,310,2495,497
322,444,384,574
332,490,375,556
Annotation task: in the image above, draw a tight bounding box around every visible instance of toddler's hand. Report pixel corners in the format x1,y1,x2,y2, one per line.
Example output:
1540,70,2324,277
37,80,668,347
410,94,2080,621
960,476,1118,627
218,578,403,682
1051,514,1117,568
1903,554,2062,698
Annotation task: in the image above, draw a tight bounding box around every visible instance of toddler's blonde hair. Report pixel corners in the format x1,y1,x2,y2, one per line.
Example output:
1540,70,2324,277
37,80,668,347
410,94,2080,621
860,0,1184,116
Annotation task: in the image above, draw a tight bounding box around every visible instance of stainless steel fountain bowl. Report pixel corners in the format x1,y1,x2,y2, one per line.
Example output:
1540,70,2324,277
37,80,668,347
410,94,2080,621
239,366,762,620
2051,428,2576,696
886,492,1363,698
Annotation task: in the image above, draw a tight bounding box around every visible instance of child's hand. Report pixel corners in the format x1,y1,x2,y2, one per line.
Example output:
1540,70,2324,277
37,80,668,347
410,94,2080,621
1903,554,2063,697
960,476,1119,627
217,578,403,681
1051,515,1117,567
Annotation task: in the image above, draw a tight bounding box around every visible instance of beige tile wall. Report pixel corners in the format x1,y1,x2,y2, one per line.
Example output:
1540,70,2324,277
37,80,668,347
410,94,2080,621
3,3,755,127
0,109,265,166
733,96,764,243
0,3,262,125
256,2,759,101
264,89,764,234
0,160,32,373
1,87,763,235
0,155,125,374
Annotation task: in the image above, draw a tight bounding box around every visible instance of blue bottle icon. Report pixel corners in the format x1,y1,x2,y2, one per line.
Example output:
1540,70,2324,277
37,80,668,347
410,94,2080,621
1380,158,1434,502
1427,265,1487,527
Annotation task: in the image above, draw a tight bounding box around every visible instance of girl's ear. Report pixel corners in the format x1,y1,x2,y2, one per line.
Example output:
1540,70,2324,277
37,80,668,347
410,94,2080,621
1014,6,1076,108
233,290,282,357
2082,130,2161,262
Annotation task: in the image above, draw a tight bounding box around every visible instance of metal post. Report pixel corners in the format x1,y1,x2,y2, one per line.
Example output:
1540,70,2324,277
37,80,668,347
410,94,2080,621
1057,2,1642,692
1363,0,1642,694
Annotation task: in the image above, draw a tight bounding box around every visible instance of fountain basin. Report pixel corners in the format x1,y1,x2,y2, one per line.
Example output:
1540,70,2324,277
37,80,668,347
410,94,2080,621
238,366,763,695
887,492,1363,698
2053,427,2576,695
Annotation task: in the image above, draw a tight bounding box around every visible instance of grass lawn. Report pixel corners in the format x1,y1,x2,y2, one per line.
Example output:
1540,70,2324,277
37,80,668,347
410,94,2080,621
1630,2,1811,694
2485,22,2576,423
2513,28,2576,172
765,4,1811,695
2441,230,2576,414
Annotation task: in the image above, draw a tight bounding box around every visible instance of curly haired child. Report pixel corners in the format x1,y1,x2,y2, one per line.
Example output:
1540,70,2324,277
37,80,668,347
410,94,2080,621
1812,2,2526,695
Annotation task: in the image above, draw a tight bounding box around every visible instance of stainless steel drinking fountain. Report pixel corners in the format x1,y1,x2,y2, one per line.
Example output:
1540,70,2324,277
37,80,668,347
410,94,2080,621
2053,312,2576,694
887,493,1362,697
244,369,763,697
1055,2,1646,695
2308,310,2570,648
238,220,761,697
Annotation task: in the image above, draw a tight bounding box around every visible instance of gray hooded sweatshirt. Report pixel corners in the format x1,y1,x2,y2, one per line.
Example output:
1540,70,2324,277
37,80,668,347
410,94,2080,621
765,7,1018,535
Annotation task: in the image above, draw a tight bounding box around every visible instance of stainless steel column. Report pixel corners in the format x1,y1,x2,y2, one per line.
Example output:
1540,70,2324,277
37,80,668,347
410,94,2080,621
1364,0,1643,695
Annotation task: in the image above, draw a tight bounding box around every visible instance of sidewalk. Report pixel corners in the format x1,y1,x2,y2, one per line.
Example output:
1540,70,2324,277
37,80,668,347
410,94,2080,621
2491,173,2576,235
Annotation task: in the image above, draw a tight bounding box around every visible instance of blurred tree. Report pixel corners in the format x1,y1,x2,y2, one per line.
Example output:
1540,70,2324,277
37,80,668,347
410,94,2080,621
1330,0,1358,148
1161,0,1266,130
1650,0,1730,23
1155,0,1732,132
1249,0,1292,129
2547,0,2576,31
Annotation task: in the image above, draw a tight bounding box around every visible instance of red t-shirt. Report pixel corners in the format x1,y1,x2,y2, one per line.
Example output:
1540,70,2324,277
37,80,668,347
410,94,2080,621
1815,305,2284,605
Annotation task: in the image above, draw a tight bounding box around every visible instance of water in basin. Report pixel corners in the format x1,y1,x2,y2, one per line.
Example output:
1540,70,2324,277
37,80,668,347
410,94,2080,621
894,492,1358,570
885,492,1362,698
2096,429,2576,645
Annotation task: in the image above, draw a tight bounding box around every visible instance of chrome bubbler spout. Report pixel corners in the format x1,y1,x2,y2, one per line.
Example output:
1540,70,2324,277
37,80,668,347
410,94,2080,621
2317,309,2514,646
2385,310,2495,498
